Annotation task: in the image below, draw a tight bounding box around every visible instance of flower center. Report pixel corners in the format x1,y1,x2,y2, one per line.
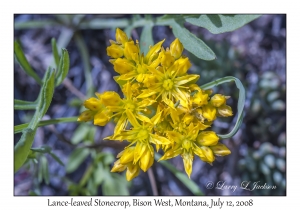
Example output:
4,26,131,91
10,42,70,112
182,139,192,151
124,101,136,111
136,64,147,74
137,129,149,140
163,79,174,91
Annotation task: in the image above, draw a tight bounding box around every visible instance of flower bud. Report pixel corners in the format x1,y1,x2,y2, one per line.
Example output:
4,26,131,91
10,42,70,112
111,159,127,172
170,38,183,59
120,147,135,164
115,28,128,45
113,58,134,74
175,57,191,76
126,163,140,181
101,91,121,106
197,131,219,146
77,110,95,122
106,44,124,59
210,143,231,156
161,51,175,68
83,97,102,111
93,109,111,126
218,104,233,117
139,148,154,172
124,41,139,61
200,146,215,163
210,94,226,107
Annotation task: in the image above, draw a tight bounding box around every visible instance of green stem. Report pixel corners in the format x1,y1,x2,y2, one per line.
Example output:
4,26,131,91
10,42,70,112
14,99,37,110
14,117,79,134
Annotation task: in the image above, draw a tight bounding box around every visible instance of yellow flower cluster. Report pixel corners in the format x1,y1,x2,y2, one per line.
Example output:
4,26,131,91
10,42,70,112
78,28,233,181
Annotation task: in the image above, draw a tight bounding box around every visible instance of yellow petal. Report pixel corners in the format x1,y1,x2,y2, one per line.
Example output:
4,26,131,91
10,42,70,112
144,39,164,64
150,134,171,145
182,152,193,178
126,109,140,127
134,142,147,164
139,147,154,172
202,104,217,121
175,74,200,86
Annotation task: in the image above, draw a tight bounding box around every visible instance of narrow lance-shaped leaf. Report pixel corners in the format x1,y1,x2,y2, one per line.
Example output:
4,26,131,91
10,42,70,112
140,23,154,55
170,19,216,61
41,156,50,185
14,68,55,173
51,38,60,67
14,99,37,110
29,67,55,129
14,128,37,172
200,76,245,139
185,14,261,34
14,117,78,134
66,148,90,173
14,40,43,85
55,48,70,86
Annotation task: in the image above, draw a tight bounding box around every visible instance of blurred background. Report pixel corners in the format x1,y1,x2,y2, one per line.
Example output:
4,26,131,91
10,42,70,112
14,14,286,196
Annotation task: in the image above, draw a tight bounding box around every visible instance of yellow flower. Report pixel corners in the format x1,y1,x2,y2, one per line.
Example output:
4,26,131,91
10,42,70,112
78,28,235,181
77,93,112,126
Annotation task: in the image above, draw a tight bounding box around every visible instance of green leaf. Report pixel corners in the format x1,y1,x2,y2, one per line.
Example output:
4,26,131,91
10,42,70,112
200,76,245,139
14,20,59,29
31,145,52,153
14,117,78,134
78,18,129,29
29,67,55,129
140,23,154,55
71,123,91,144
170,19,216,60
79,164,94,187
40,156,50,185
49,152,65,166
14,128,37,172
185,14,261,34
14,99,37,110
14,40,43,85
102,173,129,195
155,153,204,195
66,148,90,173
94,163,104,185
55,48,70,86
51,38,60,67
